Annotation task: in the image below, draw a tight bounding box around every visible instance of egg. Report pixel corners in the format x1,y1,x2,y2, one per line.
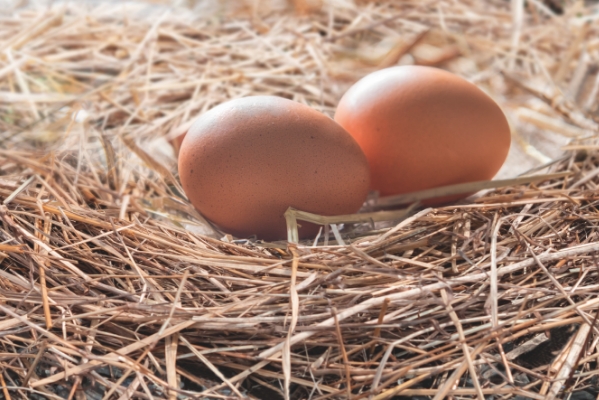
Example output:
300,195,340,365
334,66,511,203
178,96,370,241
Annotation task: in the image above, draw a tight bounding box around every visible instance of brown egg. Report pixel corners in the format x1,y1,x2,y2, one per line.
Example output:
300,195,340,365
335,66,511,204
178,96,370,241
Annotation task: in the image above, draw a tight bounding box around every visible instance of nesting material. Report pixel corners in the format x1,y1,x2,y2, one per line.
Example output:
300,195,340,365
1,0,599,399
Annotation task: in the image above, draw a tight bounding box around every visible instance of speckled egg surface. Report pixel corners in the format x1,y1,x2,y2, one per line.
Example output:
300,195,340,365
178,96,370,241
335,66,511,202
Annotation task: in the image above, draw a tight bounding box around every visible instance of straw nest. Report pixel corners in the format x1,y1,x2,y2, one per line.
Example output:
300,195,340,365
2,0,599,399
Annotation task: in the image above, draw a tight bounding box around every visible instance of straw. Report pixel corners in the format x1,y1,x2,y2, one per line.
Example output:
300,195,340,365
1,0,599,399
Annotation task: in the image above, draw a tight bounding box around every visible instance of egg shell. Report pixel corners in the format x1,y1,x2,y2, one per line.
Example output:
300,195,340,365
334,65,511,204
178,96,370,241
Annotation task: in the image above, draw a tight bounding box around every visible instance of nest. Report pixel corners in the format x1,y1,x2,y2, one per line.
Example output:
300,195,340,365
2,0,599,399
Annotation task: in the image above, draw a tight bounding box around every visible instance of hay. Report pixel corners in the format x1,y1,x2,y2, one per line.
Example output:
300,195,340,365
1,0,599,399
